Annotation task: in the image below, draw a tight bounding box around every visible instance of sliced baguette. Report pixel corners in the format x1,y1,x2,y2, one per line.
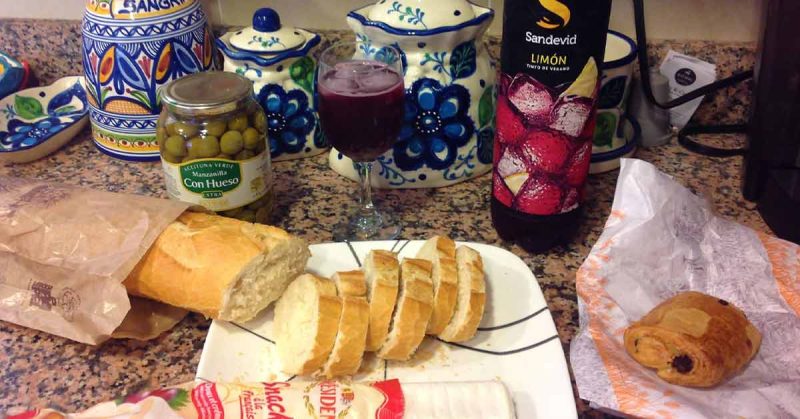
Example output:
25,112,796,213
321,270,370,378
438,246,486,343
125,212,310,322
274,273,342,375
416,236,458,335
363,250,400,352
377,258,434,360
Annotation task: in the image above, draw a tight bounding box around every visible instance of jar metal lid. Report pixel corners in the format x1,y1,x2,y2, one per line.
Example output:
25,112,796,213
161,72,254,117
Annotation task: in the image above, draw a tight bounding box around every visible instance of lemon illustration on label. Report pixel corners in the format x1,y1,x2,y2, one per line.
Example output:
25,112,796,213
562,57,598,99
504,173,529,195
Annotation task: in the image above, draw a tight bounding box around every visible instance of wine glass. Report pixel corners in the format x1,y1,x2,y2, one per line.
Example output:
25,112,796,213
317,41,405,241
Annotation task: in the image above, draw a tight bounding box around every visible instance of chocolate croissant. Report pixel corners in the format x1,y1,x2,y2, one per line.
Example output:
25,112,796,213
624,291,761,387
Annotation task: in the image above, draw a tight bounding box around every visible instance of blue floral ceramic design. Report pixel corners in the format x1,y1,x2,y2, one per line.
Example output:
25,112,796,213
256,84,316,158
0,118,67,148
394,78,474,171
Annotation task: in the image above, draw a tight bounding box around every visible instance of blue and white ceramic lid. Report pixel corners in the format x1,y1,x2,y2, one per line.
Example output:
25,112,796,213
365,0,477,30
229,8,308,53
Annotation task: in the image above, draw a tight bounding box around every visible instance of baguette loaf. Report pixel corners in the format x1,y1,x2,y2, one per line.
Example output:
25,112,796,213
274,274,343,375
438,246,486,343
378,258,434,360
124,212,310,323
416,236,458,335
363,250,400,352
321,271,370,378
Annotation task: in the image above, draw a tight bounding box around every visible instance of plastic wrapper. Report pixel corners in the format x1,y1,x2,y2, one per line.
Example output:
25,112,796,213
7,379,406,419
571,159,800,417
0,176,190,344
6,379,517,419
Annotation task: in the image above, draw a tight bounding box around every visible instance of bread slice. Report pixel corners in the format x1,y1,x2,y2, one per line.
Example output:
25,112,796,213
274,273,342,375
377,258,434,360
438,246,486,343
363,250,400,352
321,270,370,378
416,236,458,335
125,212,310,322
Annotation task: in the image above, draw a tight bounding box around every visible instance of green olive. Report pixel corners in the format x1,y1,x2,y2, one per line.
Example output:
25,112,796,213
220,130,244,155
215,153,234,160
236,149,256,160
161,151,182,164
239,209,256,223
190,135,220,158
228,114,249,132
252,111,267,133
156,127,167,145
165,135,188,157
222,207,243,218
182,156,195,163
255,206,271,224
243,127,262,150
172,122,199,138
205,120,227,137
166,122,178,136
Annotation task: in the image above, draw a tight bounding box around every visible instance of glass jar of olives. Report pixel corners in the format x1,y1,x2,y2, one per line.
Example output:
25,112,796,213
158,72,274,223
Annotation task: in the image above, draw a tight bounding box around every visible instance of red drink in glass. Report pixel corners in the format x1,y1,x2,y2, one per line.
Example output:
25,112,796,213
318,61,405,161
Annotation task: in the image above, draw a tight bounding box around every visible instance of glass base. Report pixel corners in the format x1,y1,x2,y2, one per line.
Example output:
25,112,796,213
332,207,401,241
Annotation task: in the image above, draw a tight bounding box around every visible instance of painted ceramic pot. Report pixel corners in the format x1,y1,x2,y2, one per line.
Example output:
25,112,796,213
81,0,214,161
216,8,325,162
0,52,29,99
330,0,495,188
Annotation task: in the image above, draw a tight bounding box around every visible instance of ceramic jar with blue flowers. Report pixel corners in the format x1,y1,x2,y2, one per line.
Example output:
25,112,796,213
217,8,326,162
329,0,495,188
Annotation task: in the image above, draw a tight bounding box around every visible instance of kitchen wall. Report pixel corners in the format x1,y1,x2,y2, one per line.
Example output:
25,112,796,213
0,0,761,42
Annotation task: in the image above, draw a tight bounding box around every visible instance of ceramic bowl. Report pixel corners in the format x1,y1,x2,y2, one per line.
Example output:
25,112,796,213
0,76,89,164
0,51,28,99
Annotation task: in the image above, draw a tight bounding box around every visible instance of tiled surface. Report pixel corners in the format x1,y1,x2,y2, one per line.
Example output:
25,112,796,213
0,21,771,417
0,0,762,41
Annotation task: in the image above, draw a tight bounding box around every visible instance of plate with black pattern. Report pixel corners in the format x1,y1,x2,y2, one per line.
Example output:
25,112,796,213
197,240,576,418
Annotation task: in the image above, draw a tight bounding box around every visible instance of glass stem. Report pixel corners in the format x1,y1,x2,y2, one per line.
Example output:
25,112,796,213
356,162,375,215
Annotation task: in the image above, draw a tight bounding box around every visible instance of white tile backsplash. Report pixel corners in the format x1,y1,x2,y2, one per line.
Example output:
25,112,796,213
0,0,761,42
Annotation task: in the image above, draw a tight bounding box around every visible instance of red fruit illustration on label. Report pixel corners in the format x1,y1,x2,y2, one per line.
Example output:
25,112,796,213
520,130,572,174
495,97,526,145
513,176,563,215
493,171,514,207
548,95,593,137
565,139,592,187
561,187,580,212
120,388,189,410
498,72,513,96
496,144,527,178
579,109,597,139
508,74,555,127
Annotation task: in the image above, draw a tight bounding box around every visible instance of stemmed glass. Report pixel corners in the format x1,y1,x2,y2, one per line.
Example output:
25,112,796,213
317,41,405,241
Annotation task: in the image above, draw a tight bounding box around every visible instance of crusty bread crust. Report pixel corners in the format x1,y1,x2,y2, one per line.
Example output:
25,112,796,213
417,236,458,335
364,250,400,352
124,212,309,321
378,258,434,360
275,274,342,375
321,271,370,377
438,246,486,343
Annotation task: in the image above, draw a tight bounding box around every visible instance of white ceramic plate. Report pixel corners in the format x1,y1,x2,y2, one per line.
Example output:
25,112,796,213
196,240,577,418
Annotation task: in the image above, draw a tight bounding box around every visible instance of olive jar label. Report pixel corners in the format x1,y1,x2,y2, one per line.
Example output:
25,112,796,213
161,152,272,211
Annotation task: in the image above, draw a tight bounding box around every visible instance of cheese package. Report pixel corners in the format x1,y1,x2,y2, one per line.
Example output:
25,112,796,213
8,380,404,419
8,380,515,419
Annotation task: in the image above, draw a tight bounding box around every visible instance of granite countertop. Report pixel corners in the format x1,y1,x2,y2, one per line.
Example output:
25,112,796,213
0,20,767,417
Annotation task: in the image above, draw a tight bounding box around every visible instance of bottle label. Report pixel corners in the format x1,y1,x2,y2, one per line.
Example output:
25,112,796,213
161,152,272,211
493,0,611,216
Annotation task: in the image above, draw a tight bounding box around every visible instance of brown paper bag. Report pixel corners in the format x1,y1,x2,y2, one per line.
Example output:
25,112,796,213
0,176,189,344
